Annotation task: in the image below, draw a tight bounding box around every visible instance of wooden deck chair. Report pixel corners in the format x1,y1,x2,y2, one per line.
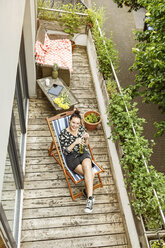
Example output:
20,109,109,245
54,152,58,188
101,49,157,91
46,110,104,200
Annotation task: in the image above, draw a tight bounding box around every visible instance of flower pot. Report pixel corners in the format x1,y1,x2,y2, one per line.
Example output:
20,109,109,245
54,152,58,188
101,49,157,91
83,110,101,131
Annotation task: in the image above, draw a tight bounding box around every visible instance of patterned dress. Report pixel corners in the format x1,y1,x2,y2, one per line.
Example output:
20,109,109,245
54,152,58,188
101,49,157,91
59,125,86,156
59,125,91,171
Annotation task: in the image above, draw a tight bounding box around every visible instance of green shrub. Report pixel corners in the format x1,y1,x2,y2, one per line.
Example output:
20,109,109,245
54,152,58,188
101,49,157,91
107,88,165,229
150,239,165,248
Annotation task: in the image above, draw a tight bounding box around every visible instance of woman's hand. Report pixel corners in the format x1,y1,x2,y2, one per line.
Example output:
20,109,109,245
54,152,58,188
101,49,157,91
74,137,82,145
68,138,81,152
83,132,89,140
82,132,89,146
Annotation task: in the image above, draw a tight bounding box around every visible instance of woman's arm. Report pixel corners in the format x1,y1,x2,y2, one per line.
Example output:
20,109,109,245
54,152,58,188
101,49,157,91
83,132,89,146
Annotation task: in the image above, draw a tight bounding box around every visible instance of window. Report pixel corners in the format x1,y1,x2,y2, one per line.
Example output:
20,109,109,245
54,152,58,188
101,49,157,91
1,152,17,232
0,30,28,246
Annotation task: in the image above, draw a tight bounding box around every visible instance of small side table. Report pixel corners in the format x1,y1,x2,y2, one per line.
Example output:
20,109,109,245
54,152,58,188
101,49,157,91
37,77,78,113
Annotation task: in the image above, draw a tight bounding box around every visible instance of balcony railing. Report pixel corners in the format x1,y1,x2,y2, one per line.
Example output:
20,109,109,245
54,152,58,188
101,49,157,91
95,17,165,229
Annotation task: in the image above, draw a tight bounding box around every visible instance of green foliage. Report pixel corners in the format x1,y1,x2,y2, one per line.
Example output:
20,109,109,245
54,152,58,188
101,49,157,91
154,121,165,137
88,8,119,79
130,30,165,111
57,3,88,38
85,113,100,123
129,0,165,135
61,91,70,105
106,79,117,98
112,0,165,136
53,63,58,71
37,0,59,20
107,88,165,230
37,1,88,37
112,0,141,12
150,239,165,248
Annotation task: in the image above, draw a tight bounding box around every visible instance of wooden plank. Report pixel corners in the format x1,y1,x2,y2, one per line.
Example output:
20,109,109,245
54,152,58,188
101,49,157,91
70,89,96,98
23,185,117,199
1,191,16,200
21,234,127,248
28,118,47,125
24,170,112,182
21,223,126,242
22,203,120,219
26,133,105,142
22,194,118,209
1,200,16,210
71,80,93,88
25,161,111,172
2,174,15,181
71,67,91,74
2,182,16,190
22,212,123,230
24,177,114,190
25,140,107,150
25,157,110,166
24,161,111,170
25,152,110,162
73,61,90,67
76,102,98,109
24,167,110,176
0,209,14,221
25,147,108,157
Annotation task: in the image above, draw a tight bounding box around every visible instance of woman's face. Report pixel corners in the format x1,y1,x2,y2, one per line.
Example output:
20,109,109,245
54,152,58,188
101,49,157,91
69,117,80,132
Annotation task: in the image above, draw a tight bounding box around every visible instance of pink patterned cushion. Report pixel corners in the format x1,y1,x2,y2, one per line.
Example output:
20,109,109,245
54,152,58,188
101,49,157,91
35,33,73,72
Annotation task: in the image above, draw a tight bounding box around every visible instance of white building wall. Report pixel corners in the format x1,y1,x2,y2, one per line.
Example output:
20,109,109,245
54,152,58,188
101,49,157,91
23,0,37,98
0,0,36,200
0,0,26,200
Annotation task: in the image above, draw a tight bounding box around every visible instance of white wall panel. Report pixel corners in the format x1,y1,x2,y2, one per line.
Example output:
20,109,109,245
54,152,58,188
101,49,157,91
0,0,26,200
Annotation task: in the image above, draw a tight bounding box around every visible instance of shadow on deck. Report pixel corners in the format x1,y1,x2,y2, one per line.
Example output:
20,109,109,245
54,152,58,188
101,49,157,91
20,46,129,248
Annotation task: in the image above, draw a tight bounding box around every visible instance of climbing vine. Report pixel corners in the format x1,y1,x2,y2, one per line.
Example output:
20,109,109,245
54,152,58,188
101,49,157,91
37,0,88,37
87,8,119,78
106,84,165,230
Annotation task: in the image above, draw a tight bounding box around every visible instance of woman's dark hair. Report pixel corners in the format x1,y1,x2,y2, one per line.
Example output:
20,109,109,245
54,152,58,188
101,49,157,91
70,110,81,120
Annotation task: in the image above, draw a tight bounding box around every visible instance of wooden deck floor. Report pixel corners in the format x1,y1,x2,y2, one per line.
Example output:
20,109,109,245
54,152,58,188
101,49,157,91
20,46,129,248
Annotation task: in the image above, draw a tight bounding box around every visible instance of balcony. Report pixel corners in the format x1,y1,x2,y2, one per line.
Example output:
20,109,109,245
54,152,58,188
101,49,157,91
20,45,130,247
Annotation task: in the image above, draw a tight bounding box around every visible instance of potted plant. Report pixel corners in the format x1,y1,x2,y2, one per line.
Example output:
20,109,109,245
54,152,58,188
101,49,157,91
83,110,101,131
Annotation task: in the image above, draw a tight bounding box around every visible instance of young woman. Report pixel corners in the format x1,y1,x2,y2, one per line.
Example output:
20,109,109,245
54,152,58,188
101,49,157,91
59,110,95,213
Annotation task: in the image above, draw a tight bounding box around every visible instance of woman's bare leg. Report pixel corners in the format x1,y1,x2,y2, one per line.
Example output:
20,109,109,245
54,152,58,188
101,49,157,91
74,164,84,175
74,160,95,197
81,158,93,198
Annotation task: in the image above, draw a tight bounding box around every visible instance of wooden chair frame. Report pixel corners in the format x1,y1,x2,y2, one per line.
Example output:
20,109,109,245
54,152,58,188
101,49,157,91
46,110,104,200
